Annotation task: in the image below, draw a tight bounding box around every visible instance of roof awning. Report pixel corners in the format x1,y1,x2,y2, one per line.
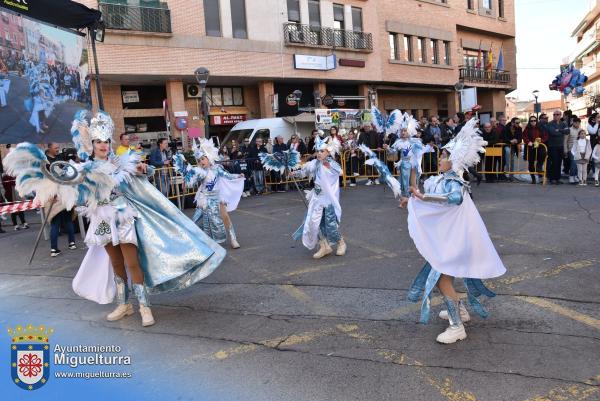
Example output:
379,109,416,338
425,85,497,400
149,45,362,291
0,0,101,32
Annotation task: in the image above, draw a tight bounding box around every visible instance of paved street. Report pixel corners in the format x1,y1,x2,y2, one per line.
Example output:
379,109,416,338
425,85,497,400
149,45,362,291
1,182,599,401
0,73,83,144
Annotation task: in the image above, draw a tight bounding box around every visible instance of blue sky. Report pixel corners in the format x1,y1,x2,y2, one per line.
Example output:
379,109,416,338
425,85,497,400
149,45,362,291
510,0,595,101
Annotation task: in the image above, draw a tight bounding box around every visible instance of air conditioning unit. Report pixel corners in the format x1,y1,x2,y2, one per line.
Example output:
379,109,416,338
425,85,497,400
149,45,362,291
186,84,201,98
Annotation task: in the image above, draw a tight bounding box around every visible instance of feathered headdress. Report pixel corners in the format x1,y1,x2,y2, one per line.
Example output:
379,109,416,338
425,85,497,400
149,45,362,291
442,118,487,175
371,106,403,134
70,110,116,161
314,136,342,157
192,137,220,164
394,112,419,137
89,111,114,142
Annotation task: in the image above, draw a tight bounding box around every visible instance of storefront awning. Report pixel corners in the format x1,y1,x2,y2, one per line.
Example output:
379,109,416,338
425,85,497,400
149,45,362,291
0,0,101,31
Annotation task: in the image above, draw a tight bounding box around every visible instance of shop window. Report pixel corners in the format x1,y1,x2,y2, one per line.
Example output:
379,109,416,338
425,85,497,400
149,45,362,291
208,87,244,107
222,87,233,106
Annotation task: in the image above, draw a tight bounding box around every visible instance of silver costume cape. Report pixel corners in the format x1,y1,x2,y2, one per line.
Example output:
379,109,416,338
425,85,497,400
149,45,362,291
120,176,226,293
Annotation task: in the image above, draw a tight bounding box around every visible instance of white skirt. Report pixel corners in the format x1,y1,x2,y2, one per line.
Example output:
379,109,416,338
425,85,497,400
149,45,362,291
407,195,506,279
83,199,138,247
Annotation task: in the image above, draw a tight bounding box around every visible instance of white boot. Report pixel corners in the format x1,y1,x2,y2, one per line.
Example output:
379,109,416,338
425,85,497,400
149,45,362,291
139,305,155,327
436,296,467,344
439,301,471,322
228,226,240,249
106,276,133,321
106,304,134,321
336,238,346,256
313,240,333,259
436,324,467,344
133,284,155,327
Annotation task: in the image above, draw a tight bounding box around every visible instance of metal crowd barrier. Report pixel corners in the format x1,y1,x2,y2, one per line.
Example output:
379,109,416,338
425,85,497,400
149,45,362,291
340,147,441,188
475,142,548,185
154,143,549,206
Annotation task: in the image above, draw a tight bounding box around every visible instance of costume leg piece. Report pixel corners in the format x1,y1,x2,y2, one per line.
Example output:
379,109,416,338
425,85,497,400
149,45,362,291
419,267,441,324
320,205,341,245
436,296,467,344
228,224,240,249
132,283,155,327
407,262,432,302
106,276,134,321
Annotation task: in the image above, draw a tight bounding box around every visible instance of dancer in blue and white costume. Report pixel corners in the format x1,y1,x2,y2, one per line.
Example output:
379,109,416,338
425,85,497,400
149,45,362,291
173,138,245,249
4,111,226,327
406,118,506,343
292,136,346,259
387,114,424,208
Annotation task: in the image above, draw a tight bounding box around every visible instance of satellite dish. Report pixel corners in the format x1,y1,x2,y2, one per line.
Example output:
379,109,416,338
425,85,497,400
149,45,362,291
454,81,465,91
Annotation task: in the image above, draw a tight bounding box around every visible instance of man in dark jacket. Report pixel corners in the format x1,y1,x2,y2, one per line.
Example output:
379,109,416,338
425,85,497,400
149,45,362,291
360,125,382,185
543,111,570,184
245,137,267,194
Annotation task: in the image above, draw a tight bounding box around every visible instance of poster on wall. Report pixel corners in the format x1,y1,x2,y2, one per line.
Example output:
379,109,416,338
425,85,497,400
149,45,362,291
0,11,91,144
315,108,372,130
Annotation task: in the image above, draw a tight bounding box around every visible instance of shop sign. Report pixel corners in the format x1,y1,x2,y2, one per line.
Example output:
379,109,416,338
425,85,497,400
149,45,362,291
122,91,139,103
210,114,247,126
294,54,336,71
286,94,298,106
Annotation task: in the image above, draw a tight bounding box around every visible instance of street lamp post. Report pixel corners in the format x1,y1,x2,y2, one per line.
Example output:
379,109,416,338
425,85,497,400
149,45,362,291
195,67,210,138
532,89,540,119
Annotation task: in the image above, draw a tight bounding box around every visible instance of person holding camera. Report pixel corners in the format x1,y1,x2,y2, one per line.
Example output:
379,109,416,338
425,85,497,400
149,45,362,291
45,143,76,257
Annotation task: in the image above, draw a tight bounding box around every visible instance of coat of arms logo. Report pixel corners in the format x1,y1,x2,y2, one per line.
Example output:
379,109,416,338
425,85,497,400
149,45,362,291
7,324,54,390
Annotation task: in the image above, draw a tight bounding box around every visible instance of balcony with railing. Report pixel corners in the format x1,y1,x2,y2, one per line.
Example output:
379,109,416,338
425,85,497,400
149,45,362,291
283,23,373,52
99,1,171,34
459,66,511,85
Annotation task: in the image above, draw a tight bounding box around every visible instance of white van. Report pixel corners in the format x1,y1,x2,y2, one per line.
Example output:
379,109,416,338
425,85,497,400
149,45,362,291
222,118,296,147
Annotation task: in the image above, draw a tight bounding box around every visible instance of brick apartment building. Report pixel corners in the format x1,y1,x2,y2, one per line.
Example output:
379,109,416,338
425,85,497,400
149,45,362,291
77,0,516,142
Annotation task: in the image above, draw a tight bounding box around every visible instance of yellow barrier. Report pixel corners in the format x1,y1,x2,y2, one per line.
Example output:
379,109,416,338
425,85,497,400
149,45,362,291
340,147,440,188
152,167,197,207
476,143,548,185
154,143,548,206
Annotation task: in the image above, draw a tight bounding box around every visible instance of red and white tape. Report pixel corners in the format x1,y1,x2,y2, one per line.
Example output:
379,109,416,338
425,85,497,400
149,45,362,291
0,200,40,216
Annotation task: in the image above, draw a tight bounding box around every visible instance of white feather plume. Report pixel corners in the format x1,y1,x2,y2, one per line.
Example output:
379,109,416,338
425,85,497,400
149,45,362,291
444,118,487,175
406,115,419,137
192,138,220,164
112,150,142,184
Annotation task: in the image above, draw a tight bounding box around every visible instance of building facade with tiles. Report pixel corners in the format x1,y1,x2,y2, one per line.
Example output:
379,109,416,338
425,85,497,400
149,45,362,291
76,0,516,142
